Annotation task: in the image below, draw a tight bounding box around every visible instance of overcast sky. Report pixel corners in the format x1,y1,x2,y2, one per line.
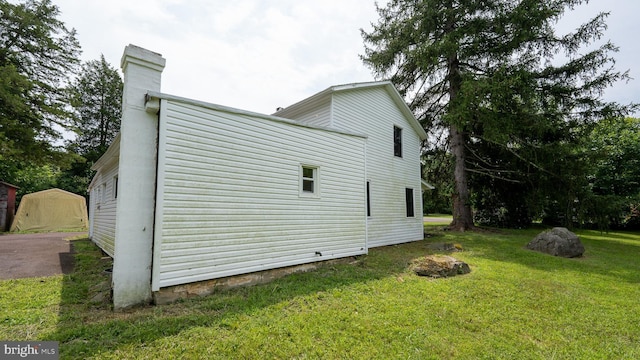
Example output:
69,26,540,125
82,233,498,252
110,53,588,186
54,0,639,116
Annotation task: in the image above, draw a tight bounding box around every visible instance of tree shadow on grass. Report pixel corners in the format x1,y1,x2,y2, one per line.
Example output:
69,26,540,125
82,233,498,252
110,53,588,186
47,237,436,359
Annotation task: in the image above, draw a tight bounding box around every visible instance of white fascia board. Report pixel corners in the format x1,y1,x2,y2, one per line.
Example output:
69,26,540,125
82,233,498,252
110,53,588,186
421,180,436,191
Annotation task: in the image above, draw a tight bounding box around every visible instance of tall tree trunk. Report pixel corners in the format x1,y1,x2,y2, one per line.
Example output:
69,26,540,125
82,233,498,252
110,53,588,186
450,124,474,230
447,45,474,230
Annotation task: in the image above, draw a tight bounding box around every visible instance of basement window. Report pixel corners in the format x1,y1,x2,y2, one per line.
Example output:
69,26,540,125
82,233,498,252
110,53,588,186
300,165,319,196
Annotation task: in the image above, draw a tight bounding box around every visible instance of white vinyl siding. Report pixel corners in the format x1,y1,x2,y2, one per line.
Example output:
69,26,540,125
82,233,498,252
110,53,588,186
274,97,332,128
332,87,424,247
152,99,367,290
89,161,119,257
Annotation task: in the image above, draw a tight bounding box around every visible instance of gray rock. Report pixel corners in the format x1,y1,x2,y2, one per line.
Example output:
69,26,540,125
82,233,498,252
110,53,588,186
412,255,471,278
526,227,585,258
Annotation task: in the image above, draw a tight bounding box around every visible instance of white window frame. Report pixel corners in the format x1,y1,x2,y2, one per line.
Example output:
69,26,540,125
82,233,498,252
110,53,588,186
405,187,415,217
394,125,403,158
101,183,107,204
112,175,119,199
300,164,320,198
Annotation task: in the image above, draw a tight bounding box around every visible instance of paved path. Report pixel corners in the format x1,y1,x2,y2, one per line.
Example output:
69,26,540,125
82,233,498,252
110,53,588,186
0,232,87,279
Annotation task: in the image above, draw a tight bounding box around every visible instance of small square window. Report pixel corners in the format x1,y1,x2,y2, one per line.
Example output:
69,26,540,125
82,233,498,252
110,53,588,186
394,126,403,158
301,165,318,196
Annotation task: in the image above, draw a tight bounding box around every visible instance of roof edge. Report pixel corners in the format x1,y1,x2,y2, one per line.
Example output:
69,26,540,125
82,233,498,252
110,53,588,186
0,181,19,189
273,81,427,140
146,91,368,139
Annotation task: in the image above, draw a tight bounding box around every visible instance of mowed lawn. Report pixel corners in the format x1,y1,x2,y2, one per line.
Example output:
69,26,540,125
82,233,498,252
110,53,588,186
1,227,639,359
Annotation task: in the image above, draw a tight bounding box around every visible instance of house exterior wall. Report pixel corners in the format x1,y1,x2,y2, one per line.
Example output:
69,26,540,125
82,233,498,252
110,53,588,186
90,46,426,308
330,87,424,247
274,97,332,128
88,160,119,256
151,99,367,290
279,85,425,247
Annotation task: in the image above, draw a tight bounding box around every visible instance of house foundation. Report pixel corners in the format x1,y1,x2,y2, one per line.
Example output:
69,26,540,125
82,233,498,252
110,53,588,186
153,257,359,305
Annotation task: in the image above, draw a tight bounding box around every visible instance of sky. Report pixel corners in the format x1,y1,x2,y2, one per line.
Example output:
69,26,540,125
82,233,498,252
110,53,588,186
53,0,639,116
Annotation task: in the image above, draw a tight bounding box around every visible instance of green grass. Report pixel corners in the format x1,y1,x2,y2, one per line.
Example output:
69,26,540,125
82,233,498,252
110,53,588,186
424,214,453,226
1,230,639,359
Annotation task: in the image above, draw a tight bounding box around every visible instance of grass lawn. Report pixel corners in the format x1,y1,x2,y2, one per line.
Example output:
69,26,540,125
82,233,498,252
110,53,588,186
1,227,639,359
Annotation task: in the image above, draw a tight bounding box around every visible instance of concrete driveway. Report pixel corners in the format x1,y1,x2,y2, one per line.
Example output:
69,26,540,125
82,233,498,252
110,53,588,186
0,232,87,280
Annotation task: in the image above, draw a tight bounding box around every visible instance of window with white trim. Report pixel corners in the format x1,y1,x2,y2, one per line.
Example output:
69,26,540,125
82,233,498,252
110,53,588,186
405,188,415,217
366,181,371,217
394,126,403,158
300,165,318,196
101,183,107,204
113,175,118,199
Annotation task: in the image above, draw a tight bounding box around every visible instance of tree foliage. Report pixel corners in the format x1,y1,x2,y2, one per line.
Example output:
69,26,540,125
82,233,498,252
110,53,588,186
0,0,81,201
66,55,122,160
60,55,123,195
0,0,81,164
580,117,640,229
361,0,632,229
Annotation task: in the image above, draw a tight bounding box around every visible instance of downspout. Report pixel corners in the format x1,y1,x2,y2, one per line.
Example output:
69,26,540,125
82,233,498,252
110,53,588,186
145,94,163,293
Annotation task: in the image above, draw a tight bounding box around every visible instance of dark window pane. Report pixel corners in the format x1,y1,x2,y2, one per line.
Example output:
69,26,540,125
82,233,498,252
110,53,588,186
303,179,314,192
302,167,314,178
394,126,402,157
366,181,371,217
405,188,414,217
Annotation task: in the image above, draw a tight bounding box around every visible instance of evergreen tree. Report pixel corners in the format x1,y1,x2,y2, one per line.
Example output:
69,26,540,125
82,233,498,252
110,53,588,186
67,55,122,160
62,55,123,195
361,0,631,230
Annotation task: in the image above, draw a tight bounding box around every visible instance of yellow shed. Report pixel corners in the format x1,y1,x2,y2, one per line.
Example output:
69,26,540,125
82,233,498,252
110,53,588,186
10,188,88,232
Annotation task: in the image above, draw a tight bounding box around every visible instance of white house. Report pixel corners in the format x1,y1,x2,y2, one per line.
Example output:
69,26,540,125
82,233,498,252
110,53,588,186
89,45,427,309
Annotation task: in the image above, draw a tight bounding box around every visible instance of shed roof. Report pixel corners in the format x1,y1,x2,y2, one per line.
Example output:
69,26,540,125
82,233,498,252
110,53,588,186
0,181,19,189
273,81,428,141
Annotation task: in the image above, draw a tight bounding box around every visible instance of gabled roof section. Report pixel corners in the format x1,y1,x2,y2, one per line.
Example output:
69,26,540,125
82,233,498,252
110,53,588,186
274,80,428,140
91,133,121,171
89,133,121,190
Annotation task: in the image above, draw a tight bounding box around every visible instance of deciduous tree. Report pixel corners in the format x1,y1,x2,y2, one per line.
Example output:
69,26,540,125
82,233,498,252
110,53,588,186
0,0,80,164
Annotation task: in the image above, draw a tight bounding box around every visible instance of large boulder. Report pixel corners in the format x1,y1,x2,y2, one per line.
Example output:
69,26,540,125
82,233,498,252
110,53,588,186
526,227,585,258
411,255,471,278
